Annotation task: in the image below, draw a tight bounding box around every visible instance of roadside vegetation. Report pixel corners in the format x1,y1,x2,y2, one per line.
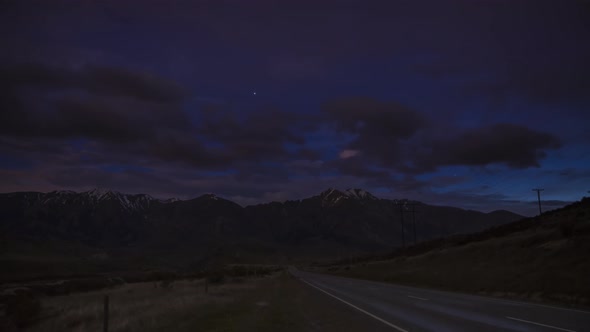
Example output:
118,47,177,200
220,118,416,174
0,265,281,331
24,276,263,332
2,267,391,332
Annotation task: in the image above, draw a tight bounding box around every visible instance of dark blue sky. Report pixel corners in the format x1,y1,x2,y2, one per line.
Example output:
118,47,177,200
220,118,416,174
1,0,589,215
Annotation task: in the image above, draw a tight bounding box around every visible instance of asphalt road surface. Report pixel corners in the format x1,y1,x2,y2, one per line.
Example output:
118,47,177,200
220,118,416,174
291,268,590,332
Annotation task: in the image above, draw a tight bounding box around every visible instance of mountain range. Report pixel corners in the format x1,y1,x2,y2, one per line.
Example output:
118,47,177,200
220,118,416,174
0,188,522,262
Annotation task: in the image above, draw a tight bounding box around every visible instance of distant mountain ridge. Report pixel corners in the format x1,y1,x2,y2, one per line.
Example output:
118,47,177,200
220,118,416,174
0,188,523,259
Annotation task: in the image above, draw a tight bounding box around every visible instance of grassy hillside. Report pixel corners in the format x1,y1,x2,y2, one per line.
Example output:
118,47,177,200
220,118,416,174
313,198,590,307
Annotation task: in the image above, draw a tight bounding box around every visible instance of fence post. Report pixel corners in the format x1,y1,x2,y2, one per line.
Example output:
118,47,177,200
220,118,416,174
103,295,109,332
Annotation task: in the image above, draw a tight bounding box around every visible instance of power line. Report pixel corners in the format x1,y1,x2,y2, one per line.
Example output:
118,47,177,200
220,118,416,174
412,204,417,245
406,203,419,245
398,201,405,248
446,169,533,210
395,201,419,247
532,188,544,215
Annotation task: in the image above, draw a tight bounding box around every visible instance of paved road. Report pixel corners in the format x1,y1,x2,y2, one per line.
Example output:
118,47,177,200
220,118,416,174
291,268,590,332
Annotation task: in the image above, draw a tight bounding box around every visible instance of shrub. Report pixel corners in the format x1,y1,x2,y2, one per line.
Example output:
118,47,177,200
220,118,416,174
2,288,41,328
158,279,174,289
207,272,225,284
560,219,576,238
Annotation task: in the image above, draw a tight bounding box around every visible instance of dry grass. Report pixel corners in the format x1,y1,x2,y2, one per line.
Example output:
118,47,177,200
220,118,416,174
26,277,261,332
22,271,394,332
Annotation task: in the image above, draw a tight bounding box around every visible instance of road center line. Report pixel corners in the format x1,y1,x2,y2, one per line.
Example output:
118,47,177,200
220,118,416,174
299,278,409,332
407,295,428,301
506,316,576,332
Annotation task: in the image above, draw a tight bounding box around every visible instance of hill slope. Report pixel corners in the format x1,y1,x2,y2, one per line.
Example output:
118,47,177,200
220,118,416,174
317,197,590,307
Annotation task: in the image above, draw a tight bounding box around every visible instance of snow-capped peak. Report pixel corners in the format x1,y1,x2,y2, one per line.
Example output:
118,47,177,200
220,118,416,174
201,193,219,200
318,188,348,206
317,188,378,206
344,188,377,200
159,197,180,203
84,189,155,212
320,188,344,199
42,190,77,204
50,190,76,195
86,188,117,200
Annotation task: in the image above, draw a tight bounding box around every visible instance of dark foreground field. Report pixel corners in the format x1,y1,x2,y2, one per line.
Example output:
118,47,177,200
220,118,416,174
3,271,393,332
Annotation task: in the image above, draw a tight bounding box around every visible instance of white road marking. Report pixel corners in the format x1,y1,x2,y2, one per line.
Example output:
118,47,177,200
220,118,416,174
407,295,428,301
506,316,576,332
325,274,590,314
299,278,409,332
501,300,590,314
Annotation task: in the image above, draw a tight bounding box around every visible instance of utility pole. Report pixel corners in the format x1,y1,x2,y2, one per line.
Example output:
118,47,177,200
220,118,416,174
398,201,405,248
532,188,544,215
409,203,418,245
103,295,109,332
412,205,416,245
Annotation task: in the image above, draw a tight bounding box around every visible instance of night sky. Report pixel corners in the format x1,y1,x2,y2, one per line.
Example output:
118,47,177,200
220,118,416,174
1,0,589,216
